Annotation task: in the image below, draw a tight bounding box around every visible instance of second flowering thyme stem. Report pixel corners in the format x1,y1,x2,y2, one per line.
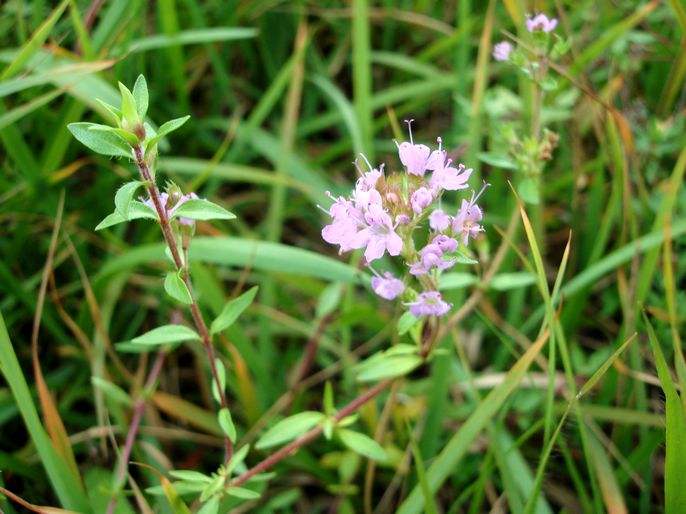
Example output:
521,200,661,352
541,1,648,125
106,350,166,514
231,379,392,486
132,145,233,462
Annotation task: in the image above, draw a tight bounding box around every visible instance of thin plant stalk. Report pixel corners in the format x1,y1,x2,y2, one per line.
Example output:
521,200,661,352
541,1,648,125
132,144,233,461
106,349,166,514
231,379,392,486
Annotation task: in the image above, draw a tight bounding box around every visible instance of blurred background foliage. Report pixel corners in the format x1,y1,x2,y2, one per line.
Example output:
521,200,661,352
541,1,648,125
0,0,685,512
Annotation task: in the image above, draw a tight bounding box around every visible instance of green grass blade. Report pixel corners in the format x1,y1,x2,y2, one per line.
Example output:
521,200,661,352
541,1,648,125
0,311,89,511
397,330,549,514
645,314,686,513
0,0,69,80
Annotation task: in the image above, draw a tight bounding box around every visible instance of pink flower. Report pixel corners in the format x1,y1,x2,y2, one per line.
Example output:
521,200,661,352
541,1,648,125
432,234,458,253
142,192,169,214
371,272,405,300
396,214,411,226
396,121,446,176
452,199,484,245
355,158,384,191
358,204,403,263
321,192,368,253
526,13,557,33
430,162,472,192
408,291,451,317
429,209,451,231
410,187,433,214
409,242,455,275
493,41,513,61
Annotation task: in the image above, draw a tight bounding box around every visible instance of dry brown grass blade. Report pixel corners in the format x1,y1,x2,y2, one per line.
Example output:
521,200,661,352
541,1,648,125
0,486,79,514
30,190,82,484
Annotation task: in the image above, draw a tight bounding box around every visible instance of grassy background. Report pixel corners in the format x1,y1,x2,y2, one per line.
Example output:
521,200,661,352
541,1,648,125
0,0,685,512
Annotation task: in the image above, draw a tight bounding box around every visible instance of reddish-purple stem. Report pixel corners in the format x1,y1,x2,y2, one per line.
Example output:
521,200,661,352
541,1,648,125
132,145,233,462
106,350,166,514
231,379,392,487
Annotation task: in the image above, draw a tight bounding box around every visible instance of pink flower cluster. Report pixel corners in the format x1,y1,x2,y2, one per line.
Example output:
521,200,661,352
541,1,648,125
493,12,557,62
321,121,486,318
526,13,558,33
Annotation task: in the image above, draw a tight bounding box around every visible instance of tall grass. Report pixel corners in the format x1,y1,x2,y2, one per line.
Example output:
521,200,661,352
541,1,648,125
0,1,684,512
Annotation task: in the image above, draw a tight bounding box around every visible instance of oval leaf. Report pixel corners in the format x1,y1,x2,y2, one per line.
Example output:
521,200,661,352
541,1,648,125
171,198,236,222
114,180,144,218
133,74,149,117
131,324,200,346
218,408,237,443
356,354,423,382
68,122,131,158
95,201,157,230
164,272,192,304
337,428,387,462
256,411,325,449
210,286,258,334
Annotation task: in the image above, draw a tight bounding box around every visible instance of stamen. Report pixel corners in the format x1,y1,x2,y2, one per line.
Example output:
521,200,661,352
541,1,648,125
404,119,415,144
353,159,364,177
359,153,374,172
437,136,442,152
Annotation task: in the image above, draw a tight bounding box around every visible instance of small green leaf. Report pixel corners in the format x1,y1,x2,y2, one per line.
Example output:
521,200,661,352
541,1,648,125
211,358,226,404
114,180,144,218
397,311,419,336
322,417,333,440
88,124,138,145
131,324,200,346
197,496,219,514
118,82,139,126
91,377,132,407
539,76,558,91
490,272,537,291
226,487,261,500
226,444,250,475
337,429,387,462
156,115,190,139
95,99,121,126
164,271,193,305
439,272,478,290
133,75,149,117
218,408,237,443
356,353,422,382
200,475,224,502
68,122,131,158
477,152,517,170
168,470,212,483
210,286,258,334
95,201,157,230
316,282,343,318
170,198,236,222
323,381,335,416
256,411,325,449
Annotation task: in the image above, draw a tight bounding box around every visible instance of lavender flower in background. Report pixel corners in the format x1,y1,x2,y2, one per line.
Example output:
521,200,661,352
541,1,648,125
371,272,405,300
429,209,450,231
526,13,558,33
493,41,513,61
321,121,486,318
